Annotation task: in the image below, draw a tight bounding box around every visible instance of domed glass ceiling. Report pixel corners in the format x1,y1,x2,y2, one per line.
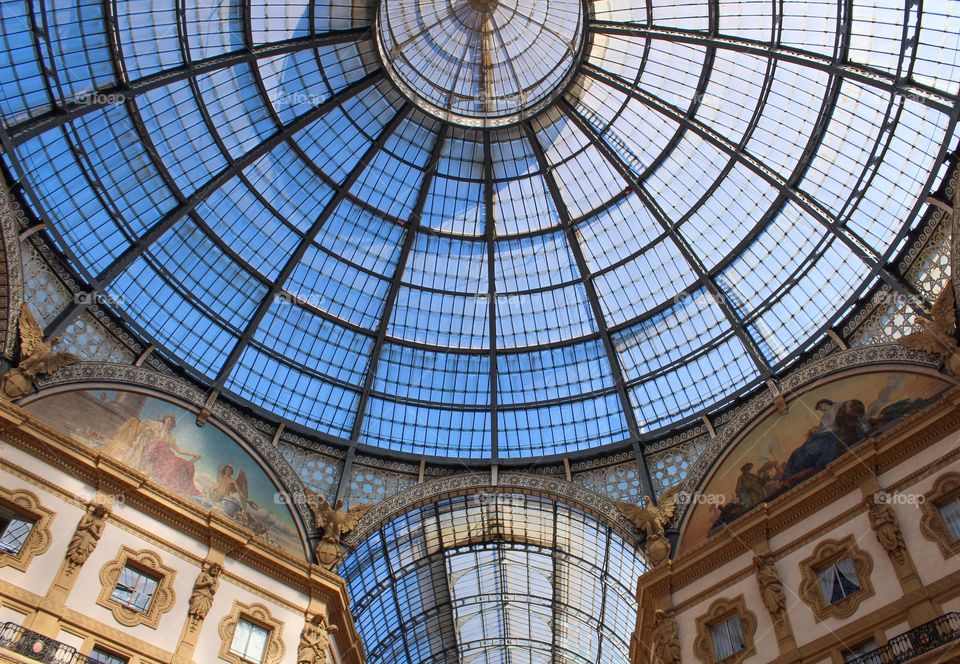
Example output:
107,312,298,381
341,494,647,664
0,0,958,460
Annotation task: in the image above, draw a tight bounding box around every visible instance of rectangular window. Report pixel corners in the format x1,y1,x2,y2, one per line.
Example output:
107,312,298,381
111,564,160,613
817,557,860,604
89,647,128,664
843,639,877,662
230,618,270,663
0,508,34,555
709,615,745,661
940,496,960,540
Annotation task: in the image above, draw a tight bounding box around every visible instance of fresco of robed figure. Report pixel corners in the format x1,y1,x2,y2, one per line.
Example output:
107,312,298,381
24,388,303,557
681,368,952,550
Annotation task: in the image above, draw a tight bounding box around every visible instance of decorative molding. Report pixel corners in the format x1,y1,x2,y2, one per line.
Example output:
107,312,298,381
919,471,960,558
217,602,285,664
0,487,53,572
798,536,874,622
663,388,960,592
96,546,177,629
0,176,25,359
64,500,109,575
186,561,221,631
692,595,757,664
342,472,639,547
650,609,681,664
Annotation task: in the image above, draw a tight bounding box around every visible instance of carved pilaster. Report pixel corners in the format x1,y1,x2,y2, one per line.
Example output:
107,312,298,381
862,481,938,625
174,551,225,664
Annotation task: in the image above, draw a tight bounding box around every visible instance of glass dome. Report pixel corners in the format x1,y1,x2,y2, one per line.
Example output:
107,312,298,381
0,0,958,461
341,493,647,664
376,0,586,126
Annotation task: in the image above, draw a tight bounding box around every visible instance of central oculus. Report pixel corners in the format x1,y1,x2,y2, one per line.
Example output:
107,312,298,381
376,0,586,127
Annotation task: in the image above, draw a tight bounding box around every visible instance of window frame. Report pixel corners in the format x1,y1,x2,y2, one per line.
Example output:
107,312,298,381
87,645,130,664
97,546,177,629
799,536,874,621
109,561,162,614
920,472,960,557
815,555,862,605
229,616,272,663
693,595,757,664
218,602,285,664
0,508,36,556
0,488,53,573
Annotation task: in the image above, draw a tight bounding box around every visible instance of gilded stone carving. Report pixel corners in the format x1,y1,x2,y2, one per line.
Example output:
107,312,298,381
897,285,960,376
187,561,221,630
218,602,285,664
298,612,338,664
650,609,681,664
306,489,372,569
865,493,907,566
65,501,109,575
753,554,786,626
617,490,677,566
1,303,79,399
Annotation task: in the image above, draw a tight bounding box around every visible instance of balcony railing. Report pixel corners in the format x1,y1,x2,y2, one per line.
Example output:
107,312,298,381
847,612,960,664
0,623,99,664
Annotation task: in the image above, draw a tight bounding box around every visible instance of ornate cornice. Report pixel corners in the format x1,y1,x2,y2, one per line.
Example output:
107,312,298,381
342,472,641,547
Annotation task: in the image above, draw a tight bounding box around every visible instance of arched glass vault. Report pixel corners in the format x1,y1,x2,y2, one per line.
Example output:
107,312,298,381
0,0,958,461
340,493,647,664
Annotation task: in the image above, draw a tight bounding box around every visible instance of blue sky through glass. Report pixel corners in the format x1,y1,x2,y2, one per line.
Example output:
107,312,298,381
0,0,957,460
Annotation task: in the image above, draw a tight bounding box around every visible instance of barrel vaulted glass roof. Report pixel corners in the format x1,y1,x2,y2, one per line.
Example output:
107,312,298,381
0,0,958,460
340,494,647,664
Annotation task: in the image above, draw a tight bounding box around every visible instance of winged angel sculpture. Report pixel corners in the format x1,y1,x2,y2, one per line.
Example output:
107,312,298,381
897,285,960,377
305,489,373,569
616,490,677,567
2,303,79,399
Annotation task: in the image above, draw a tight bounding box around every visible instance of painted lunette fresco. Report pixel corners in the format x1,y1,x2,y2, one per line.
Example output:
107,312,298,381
24,388,304,557
681,369,951,551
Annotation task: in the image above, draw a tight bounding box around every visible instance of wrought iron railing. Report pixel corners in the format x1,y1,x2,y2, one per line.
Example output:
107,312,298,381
0,622,100,664
847,612,960,664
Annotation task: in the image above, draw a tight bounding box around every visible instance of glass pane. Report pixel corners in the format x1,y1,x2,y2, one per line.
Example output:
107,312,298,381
231,619,269,662
940,497,960,540
89,647,128,664
111,565,159,613
0,516,34,555
710,616,744,661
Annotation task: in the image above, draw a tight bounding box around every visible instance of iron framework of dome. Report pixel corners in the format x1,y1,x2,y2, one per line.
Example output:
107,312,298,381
340,493,647,664
0,0,959,462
